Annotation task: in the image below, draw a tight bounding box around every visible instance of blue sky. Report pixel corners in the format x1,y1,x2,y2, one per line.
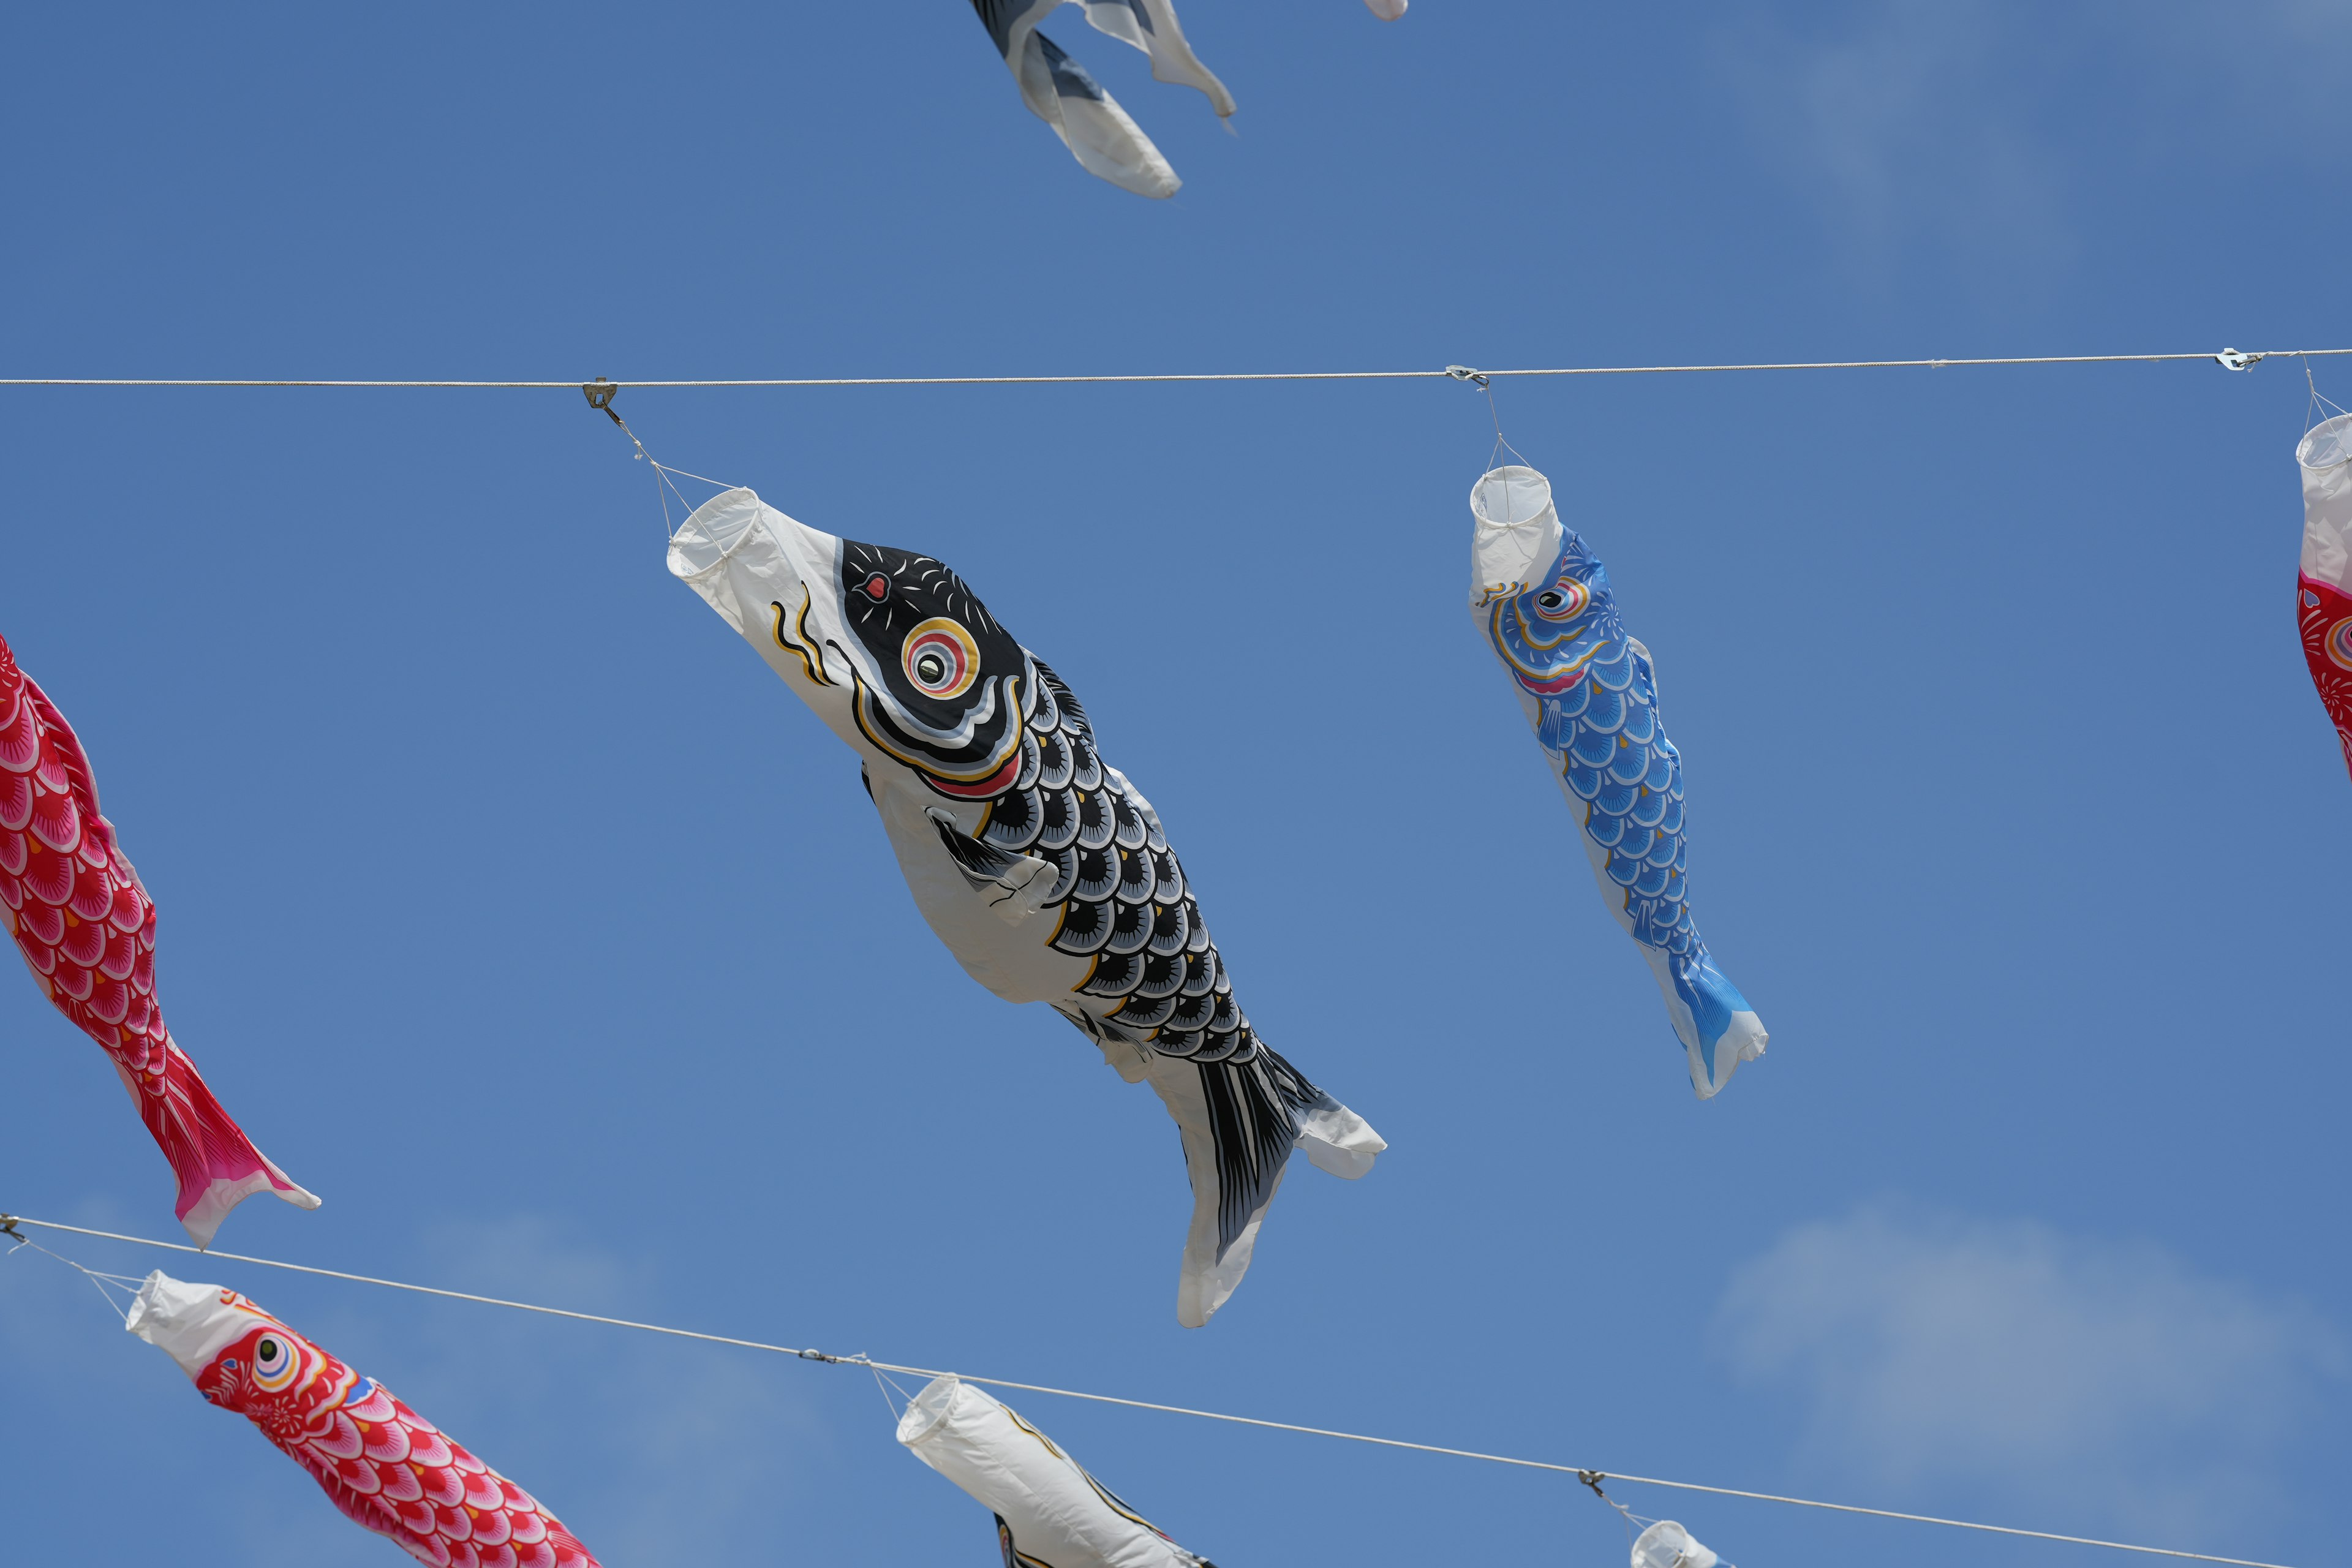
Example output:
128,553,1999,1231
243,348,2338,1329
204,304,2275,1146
1,3,2346,1565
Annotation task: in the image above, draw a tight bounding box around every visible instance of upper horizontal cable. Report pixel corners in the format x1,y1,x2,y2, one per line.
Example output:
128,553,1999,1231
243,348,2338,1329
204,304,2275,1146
0,347,2346,388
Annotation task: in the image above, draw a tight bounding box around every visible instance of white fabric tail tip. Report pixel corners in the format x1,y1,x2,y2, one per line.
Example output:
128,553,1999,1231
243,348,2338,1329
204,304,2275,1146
1295,1093,1383,1178
1689,1016,1768,1101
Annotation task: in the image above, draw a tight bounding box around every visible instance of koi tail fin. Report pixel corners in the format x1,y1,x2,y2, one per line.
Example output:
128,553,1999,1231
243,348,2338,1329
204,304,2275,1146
129,1040,320,1246
1648,949,1768,1100
1141,1043,1383,1329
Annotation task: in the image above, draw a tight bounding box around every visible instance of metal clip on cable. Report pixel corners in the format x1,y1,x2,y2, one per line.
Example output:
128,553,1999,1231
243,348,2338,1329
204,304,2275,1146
1446,364,1491,389
581,377,651,461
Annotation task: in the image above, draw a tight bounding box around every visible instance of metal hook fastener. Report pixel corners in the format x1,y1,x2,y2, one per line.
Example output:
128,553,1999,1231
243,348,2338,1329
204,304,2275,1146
1445,364,1491,390
1577,1469,1611,1501
2215,348,2264,372
0,1215,26,1245
582,377,651,461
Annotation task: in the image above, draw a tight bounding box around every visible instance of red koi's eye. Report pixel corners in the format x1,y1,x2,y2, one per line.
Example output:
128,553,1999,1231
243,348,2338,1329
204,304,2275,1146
861,575,890,601
251,1333,306,1394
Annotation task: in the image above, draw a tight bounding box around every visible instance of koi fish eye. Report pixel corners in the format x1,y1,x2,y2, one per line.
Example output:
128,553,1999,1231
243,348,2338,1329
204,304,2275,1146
1532,578,1589,622
902,617,980,699
858,573,891,603
250,1332,303,1393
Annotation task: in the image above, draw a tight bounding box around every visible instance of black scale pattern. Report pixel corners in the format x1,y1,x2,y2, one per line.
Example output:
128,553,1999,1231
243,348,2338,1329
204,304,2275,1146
978,660,1257,1066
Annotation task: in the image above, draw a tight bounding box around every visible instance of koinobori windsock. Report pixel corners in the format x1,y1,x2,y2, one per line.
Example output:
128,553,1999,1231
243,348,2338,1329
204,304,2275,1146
1468,466,1767,1097
2294,413,2352,780
898,1375,1213,1568
127,1272,600,1568
0,634,316,1243
971,0,1233,199
669,488,1383,1327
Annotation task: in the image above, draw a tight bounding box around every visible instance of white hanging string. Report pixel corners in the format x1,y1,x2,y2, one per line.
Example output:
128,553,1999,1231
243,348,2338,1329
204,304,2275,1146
0,1212,2299,1568
2,1225,145,1322
1581,1469,1739,1568
0,346,2339,390
647,462,739,543
2301,355,2347,434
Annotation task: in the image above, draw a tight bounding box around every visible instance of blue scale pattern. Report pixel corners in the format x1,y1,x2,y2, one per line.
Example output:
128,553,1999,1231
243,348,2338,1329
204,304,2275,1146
1482,528,1758,1089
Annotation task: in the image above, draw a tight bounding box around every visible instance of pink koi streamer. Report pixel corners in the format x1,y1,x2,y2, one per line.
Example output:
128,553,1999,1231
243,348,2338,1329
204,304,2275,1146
0,633,317,1242
129,1272,601,1568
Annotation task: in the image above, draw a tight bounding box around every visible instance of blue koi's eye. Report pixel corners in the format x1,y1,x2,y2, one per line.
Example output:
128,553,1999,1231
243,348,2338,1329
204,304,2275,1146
1532,578,1590,623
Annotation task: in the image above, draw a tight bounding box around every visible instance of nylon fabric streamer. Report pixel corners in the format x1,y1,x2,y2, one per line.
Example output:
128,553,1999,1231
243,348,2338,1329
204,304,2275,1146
2294,413,2352,779
127,1270,601,1568
0,633,317,1243
899,1374,1213,1568
1468,466,1768,1098
970,0,1232,197
2,1212,2301,1568
665,487,1382,1327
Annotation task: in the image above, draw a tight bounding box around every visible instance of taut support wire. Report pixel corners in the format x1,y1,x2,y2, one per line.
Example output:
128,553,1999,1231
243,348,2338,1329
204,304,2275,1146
0,345,2335,389
0,1212,2297,1568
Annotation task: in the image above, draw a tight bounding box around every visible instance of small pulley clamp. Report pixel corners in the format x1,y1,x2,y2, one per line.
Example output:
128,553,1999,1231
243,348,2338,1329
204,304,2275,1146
2215,348,2264,372
1446,364,1491,389
582,377,649,461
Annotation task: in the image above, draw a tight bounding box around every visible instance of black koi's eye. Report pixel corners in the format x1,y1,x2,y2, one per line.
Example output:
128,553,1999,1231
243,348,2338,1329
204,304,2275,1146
902,618,980,699
859,573,891,602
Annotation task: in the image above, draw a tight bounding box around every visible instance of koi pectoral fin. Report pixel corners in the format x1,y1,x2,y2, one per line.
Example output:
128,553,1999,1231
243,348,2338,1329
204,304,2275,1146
925,809,1057,925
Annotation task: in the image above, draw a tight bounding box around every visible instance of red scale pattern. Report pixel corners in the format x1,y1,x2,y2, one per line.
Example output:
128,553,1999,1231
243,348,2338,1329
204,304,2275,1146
2299,574,2352,782
197,1312,600,1568
0,632,304,1235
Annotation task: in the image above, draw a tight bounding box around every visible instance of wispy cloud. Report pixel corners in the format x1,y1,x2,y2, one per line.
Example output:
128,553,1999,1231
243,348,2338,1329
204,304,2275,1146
1712,0,2352,284
408,1215,837,1564
1716,1203,2346,1537
1713,0,2072,281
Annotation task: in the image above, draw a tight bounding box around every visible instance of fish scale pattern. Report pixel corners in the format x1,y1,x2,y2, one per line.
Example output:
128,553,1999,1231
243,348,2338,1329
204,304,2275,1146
0,632,310,1238
2299,575,2352,781
978,662,1254,1064
293,1381,594,1568
1490,535,1705,962
1479,518,1763,1095
1544,638,1697,956
190,1306,599,1568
